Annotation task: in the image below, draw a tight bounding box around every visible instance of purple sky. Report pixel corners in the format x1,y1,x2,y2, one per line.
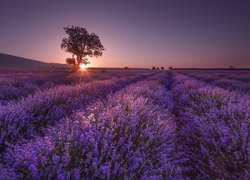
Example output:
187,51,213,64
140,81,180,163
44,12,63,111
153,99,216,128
0,0,250,68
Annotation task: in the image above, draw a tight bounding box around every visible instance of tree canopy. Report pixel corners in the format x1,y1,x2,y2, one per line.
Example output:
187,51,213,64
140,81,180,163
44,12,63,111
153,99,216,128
61,26,105,70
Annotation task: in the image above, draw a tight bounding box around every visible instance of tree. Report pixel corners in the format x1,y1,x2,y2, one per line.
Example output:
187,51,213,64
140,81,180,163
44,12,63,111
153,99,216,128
65,57,77,70
152,66,156,70
161,67,164,70
61,26,105,71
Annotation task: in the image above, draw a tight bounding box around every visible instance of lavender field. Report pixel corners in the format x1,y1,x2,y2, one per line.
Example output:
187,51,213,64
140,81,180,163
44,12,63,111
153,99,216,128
0,69,249,179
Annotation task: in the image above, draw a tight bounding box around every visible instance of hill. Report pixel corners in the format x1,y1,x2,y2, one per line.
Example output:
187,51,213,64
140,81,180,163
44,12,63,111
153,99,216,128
0,53,69,71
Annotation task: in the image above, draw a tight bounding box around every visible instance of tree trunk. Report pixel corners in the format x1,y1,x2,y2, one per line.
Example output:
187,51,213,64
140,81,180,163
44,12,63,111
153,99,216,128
75,55,82,71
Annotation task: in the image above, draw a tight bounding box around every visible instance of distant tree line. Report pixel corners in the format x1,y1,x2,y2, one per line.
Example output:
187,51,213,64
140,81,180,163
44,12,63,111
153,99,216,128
152,66,173,70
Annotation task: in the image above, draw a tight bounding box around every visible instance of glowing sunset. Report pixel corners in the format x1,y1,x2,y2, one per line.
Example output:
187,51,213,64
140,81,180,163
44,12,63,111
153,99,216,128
1,1,250,68
0,0,249,179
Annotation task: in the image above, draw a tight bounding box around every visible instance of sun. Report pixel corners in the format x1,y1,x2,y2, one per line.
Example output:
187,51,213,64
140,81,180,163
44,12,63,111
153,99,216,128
79,64,87,71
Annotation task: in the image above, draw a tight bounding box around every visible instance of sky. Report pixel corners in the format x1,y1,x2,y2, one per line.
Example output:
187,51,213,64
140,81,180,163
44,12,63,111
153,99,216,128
0,0,250,68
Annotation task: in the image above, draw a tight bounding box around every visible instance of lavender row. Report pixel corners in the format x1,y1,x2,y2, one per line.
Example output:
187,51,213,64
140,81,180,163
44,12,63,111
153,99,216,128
179,71,250,94
171,73,249,179
179,70,250,82
0,70,141,105
2,78,182,179
0,72,157,153
0,72,59,85
0,72,95,104
208,78,250,94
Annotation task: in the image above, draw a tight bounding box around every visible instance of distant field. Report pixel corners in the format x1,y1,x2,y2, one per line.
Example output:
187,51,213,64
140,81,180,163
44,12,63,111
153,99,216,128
0,69,249,179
